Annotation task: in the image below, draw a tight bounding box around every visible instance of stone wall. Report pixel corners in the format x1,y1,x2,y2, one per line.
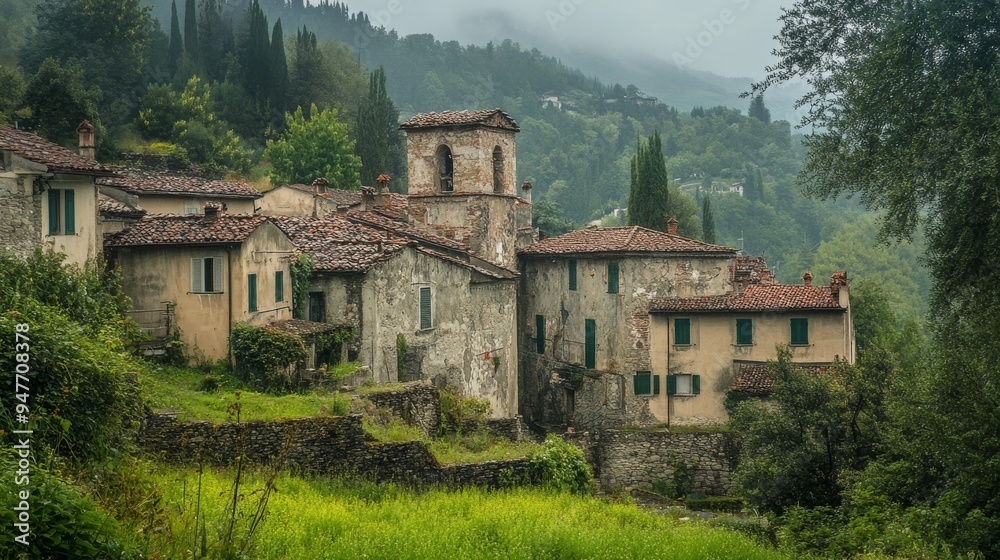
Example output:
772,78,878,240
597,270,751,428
360,383,441,437
561,430,737,496
0,173,41,259
139,413,530,488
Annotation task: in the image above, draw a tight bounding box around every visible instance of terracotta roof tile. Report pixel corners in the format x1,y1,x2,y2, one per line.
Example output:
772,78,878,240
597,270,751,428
272,215,405,273
651,284,844,313
104,214,269,246
98,194,146,219
98,171,261,199
0,124,114,174
519,226,737,256
730,362,836,396
400,109,520,132
347,211,467,251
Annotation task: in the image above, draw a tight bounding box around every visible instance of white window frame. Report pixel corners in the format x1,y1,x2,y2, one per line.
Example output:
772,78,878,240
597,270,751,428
190,256,224,293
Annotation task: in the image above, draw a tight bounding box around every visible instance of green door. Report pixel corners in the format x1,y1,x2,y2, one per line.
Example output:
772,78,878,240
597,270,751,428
585,319,596,369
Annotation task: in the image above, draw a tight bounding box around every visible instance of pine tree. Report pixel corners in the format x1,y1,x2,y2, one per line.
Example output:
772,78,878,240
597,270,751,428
627,131,669,231
355,66,404,189
269,19,288,116
168,0,183,77
183,0,198,61
702,196,716,244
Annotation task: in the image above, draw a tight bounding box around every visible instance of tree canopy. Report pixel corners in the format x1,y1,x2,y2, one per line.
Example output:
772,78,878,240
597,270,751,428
266,103,361,188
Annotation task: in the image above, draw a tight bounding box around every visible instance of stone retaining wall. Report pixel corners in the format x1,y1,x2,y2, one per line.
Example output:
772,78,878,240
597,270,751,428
359,383,441,437
562,430,737,496
139,413,528,488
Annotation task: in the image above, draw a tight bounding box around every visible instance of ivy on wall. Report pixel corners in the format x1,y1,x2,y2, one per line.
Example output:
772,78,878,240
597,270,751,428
290,253,314,320
229,323,307,392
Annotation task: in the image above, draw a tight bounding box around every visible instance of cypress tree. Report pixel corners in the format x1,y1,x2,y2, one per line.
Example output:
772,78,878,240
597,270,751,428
702,196,716,244
199,0,228,81
755,168,765,201
183,0,198,60
627,131,669,231
168,0,183,77
355,66,404,189
269,19,288,115
240,0,270,105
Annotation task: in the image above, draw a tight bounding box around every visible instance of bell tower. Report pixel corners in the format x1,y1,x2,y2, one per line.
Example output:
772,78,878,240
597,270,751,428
400,109,532,269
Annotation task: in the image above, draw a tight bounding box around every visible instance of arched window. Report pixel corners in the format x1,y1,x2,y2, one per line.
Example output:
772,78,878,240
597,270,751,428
436,145,454,192
492,146,504,193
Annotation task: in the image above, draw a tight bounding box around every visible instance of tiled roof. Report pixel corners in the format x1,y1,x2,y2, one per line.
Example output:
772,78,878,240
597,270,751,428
265,319,343,337
400,109,520,132
519,226,737,256
348,211,467,251
104,214,269,246
730,362,835,396
651,284,844,313
98,171,262,199
98,194,146,218
0,124,114,174
272,215,405,272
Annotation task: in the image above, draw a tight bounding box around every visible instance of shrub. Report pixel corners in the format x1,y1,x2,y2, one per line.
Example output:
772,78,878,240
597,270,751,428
438,385,491,435
229,323,308,392
528,435,593,494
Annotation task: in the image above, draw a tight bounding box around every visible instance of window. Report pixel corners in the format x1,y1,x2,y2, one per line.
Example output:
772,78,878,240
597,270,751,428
585,319,596,369
791,318,809,345
190,257,224,293
436,145,454,192
419,287,432,330
535,314,545,353
568,259,577,291
607,262,619,294
308,292,325,322
47,189,75,235
185,206,200,215
248,274,258,312
667,374,701,396
674,318,691,345
633,371,660,396
275,271,285,302
736,318,754,345
492,146,504,193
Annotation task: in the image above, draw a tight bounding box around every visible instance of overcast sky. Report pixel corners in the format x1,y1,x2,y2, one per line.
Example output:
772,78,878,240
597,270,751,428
341,0,789,79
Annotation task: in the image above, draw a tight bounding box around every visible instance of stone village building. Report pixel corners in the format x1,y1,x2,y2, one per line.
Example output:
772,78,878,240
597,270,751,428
2,111,854,429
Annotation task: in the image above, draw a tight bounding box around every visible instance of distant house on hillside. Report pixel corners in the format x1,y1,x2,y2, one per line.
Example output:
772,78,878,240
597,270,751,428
105,210,294,360
97,172,261,216
0,121,115,266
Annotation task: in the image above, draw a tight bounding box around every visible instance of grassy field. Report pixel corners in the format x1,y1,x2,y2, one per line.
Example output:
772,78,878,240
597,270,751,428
145,466,795,560
142,365,351,422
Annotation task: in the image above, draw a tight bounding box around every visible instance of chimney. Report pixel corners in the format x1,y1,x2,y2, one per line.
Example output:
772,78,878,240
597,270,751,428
361,186,375,210
666,215,679,235
336,204,349,215
803,270,813,287
375,173,390,207
830,271,848,297
521,180,533,202
312,177,329,196
204,203,221,219
77,120,95,160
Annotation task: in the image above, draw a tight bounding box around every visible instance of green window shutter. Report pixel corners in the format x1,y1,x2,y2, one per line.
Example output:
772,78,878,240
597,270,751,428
675,318,691,345
736,319,753,345
634,371,651,395
607,262,619,294
791,318,809,345
48,190,59,234
667,374,677,395
692,375,701,395
248,274,257,312
653,374,661,395
63,189,75,234
420,287,432,329
536,314,545,353
568,259,577,291
275,271,284,302
585,319,596,369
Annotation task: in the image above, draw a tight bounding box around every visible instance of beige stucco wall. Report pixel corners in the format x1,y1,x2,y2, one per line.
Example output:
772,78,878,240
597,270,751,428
311,248,519,417
258,187,329,217
405,126,517,196
136,195,256,216
114,222,292,362
40,174,101,267
648,308,853,425
519,253,733,429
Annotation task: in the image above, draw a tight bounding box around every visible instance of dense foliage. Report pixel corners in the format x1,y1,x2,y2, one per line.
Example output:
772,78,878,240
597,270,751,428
229,322,308,391
265,104,361,188
528,435,593,495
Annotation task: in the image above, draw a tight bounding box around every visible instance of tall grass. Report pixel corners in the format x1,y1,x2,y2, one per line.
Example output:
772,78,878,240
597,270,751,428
148,466,797,560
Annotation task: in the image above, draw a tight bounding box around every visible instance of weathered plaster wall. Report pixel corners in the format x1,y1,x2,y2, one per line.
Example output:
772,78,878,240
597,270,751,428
519,254,733,430
648,309,852,425
39,174,101,267
562,430,736,496
312,249,519,417
408,194,529,268
258,187,334,218
136,195,256,216
405,126,517,196
233,221,294,327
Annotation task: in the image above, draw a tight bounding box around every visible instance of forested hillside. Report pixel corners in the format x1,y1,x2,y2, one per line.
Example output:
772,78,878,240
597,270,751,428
0,0,928,313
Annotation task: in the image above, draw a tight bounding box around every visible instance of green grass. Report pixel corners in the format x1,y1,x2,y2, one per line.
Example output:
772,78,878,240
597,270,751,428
145,465,798,560
142,365,350,422
362,416,540,464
